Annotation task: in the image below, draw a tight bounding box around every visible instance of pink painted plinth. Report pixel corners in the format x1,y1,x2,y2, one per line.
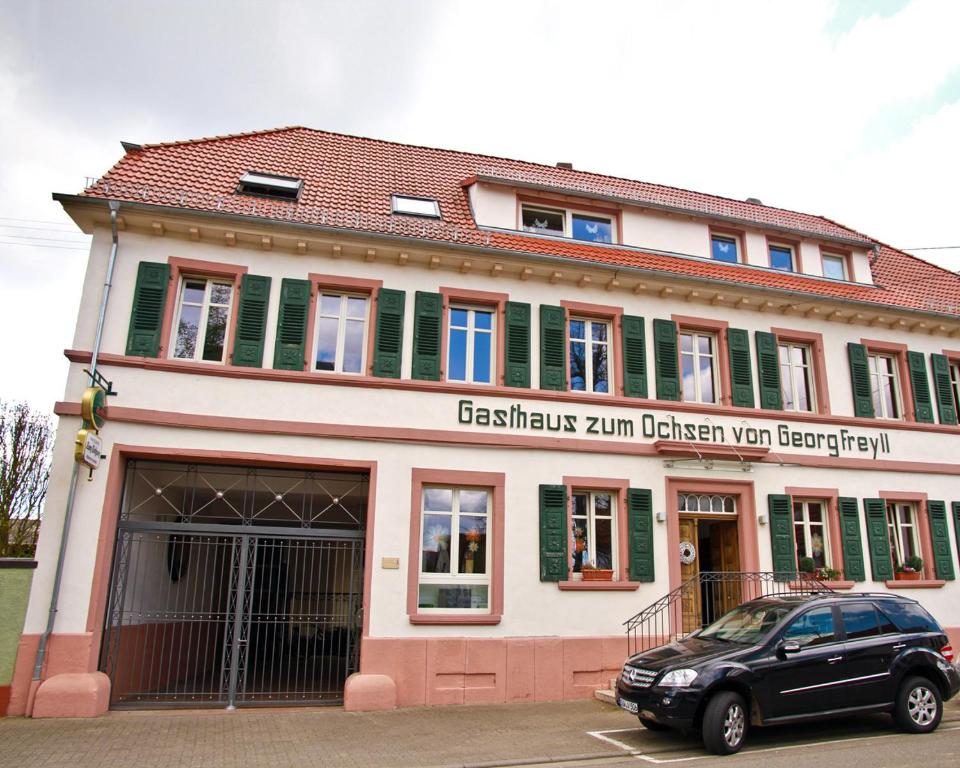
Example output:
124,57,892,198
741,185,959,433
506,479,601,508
32,673,110,718
343,673,397,712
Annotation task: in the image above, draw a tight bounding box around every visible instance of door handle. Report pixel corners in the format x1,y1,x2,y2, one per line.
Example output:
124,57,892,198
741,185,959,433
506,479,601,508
892,643,906,650
827,655,843,663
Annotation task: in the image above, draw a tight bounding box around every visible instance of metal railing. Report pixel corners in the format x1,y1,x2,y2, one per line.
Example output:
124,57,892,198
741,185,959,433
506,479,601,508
624,571,833,657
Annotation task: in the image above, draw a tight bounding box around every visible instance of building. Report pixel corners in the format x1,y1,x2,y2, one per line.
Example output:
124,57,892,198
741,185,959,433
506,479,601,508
8,127,960,717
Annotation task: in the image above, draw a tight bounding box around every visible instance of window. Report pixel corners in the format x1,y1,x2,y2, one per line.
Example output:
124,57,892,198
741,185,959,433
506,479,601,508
520,204,614,243
779,342,815,412
711,234,740,264
418,486,490,612
172,278,234,363
868,352,902,419
313,293,369,373
392,195,441,218
237,171,302,200
569,318,610,393
571,491,616,573
769,244,795,272
793,500,830,569
822,252,847,280
839,603,881,640
880,600,939,633
886,502,920,567
680,331,718,403
679,494,736,514
448,306,495,384
950,361,960,412
782,606,836,648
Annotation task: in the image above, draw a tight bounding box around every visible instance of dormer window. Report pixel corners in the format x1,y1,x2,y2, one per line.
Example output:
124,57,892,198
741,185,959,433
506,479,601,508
520,203,615,243
392,195,441,218
237,171,303,200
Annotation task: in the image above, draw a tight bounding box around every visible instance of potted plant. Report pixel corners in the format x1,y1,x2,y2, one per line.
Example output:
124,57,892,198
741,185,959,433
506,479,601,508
896,556,924,581
798,556,817,580
815,567,841,581
581,560,614,581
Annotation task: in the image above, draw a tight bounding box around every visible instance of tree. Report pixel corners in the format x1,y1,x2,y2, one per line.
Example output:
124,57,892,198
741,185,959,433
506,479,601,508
0,401,53,557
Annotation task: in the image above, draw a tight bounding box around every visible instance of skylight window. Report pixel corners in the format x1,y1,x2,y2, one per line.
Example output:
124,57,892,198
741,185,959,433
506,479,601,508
237,171,303,200
392,195,441,218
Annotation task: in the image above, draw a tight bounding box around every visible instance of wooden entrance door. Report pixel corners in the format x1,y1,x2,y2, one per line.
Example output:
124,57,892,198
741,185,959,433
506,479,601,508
710,522,742,618
678,517,700,633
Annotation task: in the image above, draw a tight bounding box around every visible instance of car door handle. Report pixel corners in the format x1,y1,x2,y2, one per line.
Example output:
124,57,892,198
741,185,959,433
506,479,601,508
892,643,906,650
827,655,843,663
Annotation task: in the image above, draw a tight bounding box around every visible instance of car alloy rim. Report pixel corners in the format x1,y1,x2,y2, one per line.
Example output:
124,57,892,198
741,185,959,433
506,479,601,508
907,686,937,726
723,703,745,747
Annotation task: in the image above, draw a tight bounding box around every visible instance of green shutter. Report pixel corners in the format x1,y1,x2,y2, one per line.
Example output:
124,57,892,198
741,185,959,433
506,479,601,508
504,301,531,388
412,291,442,381
125,261,170,357
539,305,566,391
272,278,310,370
621,315,648,398
953,502,960,569
838,497,866,582
231,274,271,367
372,288,405,378
653,319,680,401
627,488,655,582
539,484,568,582
931,354,958,425
727,328,755,408
848,343,875,418
863,498,893,580
768,494,796,578
755,331,782,410
907,351,934,423
927,501,955,580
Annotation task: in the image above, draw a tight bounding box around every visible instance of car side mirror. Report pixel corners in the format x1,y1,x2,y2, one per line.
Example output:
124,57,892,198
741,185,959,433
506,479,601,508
778,640,801,656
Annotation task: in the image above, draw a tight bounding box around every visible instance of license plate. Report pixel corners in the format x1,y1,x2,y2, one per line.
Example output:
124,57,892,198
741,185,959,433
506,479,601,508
618,697,639,714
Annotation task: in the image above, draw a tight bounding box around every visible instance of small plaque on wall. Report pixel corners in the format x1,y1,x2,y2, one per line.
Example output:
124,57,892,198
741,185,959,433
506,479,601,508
381,557,400,570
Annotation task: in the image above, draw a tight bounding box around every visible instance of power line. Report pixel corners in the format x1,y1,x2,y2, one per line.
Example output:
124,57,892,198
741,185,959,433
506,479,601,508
0,215,75,228
0,223,87,235
0,240,88,251
0,233,90,245
903,246,960,251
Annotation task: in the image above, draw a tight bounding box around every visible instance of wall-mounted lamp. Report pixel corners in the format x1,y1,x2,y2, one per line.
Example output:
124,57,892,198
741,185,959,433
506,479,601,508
656,511,666,523
758,513,768,525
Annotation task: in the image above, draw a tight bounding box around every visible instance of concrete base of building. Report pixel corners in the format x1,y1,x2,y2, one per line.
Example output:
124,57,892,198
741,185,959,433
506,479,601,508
32,673,110,718
343,673,397,711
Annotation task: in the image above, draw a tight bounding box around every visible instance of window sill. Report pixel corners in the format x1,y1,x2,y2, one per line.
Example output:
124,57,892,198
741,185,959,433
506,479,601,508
409,614,502,625
883,579,946,589
558,581,641,591
789,580,855,590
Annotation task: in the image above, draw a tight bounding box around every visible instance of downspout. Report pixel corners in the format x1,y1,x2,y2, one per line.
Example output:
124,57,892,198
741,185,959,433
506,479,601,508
29,200,121,709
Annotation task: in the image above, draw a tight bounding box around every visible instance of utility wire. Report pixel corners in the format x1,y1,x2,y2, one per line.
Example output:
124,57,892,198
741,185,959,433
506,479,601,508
903,246,960,251
0,233,90,245
0,223,86,235
0,241,88,251
0,215,76,227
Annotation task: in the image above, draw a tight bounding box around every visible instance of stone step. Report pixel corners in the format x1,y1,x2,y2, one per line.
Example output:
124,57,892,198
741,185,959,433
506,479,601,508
594,687,616,705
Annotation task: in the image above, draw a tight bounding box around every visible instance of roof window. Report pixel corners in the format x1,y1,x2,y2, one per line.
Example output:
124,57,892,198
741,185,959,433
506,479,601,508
392,194,441,218
237,171,303,200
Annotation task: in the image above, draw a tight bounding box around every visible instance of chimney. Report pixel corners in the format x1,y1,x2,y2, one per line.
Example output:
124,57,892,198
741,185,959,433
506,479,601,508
556,162,573,170
745,197,763,205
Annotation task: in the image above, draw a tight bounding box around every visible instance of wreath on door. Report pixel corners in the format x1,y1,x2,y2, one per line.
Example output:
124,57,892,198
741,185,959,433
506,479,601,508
679,540,697,565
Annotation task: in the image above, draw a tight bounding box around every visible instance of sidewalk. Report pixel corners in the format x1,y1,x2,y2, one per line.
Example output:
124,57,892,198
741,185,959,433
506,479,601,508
1,697,958,768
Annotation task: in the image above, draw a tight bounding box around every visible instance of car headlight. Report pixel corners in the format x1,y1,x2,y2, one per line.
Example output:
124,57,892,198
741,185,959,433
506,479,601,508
659,669,699,687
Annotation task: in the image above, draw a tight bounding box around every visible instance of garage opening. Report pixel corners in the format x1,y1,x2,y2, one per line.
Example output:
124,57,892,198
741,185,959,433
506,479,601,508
99,460,368,708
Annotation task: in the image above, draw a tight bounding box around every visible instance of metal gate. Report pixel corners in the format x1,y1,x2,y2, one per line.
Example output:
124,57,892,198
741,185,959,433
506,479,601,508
99,461,367,708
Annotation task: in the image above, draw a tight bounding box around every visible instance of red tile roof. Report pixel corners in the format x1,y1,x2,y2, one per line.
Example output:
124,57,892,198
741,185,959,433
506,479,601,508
79,126,960,317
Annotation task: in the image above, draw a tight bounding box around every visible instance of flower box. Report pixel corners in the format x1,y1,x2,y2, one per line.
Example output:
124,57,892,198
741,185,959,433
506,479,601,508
895,570,922,581
581,568,614,581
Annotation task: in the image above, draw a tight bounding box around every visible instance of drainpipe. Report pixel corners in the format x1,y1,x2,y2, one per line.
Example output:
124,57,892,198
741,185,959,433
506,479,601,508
29,200,121,708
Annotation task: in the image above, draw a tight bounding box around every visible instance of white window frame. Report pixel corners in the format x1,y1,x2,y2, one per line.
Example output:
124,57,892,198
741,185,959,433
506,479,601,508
680,330,720,404
571,490,618,576
769,242,795,272
822,252,848,281
678,494,737,515
779,341,816,413
519,203,616,243
793,499,831,569
710,233,742,264
447,305,496,385
886,502,920,567
950,360,960,412
170,276,234,364
868,351,903,420
569,317,611,394
312,292,370,374
391,194,441,218
418,486,492,614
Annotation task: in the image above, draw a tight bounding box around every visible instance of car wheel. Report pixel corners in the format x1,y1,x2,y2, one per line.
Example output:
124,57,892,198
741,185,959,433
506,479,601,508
701,691,748,755
894,676,942,733
638,716,670,731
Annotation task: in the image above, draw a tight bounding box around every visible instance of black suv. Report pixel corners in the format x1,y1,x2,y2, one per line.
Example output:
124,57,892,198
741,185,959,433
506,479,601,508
617,593,959,755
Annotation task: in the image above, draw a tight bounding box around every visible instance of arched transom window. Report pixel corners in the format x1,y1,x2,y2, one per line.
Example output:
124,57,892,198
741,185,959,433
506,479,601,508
678,493,736,514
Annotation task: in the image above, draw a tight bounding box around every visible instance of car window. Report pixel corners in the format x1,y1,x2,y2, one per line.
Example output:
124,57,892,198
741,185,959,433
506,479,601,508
782,606,836,648
698,603,793,644
881,601,941,633
840,603,880,640
875,606,898,635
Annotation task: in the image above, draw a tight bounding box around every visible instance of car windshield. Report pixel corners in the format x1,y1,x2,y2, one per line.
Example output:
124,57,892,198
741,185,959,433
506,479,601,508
697,602,793,644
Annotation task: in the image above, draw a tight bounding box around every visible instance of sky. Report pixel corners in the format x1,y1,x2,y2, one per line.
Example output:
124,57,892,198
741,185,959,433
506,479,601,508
0,0,958,415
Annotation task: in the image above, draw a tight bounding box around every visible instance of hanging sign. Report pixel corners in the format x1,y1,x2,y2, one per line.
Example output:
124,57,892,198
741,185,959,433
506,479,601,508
81,386,107,430
74,429,103,470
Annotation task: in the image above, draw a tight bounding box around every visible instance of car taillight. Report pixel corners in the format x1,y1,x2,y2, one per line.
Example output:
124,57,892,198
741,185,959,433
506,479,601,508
941,644,954,663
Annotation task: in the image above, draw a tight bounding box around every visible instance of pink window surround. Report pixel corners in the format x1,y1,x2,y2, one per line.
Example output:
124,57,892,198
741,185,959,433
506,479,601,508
665,477,761,595
158,257,248,362
672,314,732,407
440,286,508,385
559,476,639,590
861,338,915,422
765,235,803,273
407,468,505,625
708,225,747,264
783,487,853,589
562,300,625,397
819,245,854,282
516,193,623,245
303,273,383,376
878,490,944,586
772,327,831,415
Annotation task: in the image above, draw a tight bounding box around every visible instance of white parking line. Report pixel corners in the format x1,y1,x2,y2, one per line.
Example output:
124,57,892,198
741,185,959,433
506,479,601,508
587,724,960,764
